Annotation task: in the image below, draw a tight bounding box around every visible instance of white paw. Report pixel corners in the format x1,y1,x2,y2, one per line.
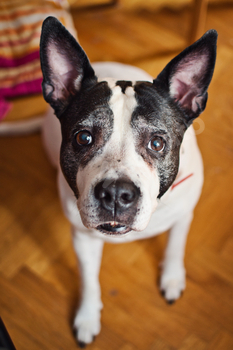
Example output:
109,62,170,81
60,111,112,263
73,303,102,347
160,263,186,303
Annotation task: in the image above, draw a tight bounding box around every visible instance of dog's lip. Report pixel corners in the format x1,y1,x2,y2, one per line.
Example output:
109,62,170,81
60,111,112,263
96,222,131,236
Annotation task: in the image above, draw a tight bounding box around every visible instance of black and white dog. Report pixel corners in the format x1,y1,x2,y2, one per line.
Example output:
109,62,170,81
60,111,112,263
40,17,217,347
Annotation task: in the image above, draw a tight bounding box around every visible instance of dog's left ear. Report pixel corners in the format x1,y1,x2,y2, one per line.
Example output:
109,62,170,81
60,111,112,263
155,30,217,123
40,16,97,116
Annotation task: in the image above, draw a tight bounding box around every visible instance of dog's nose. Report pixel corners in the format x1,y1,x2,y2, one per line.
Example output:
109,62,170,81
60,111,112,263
94,179,140,212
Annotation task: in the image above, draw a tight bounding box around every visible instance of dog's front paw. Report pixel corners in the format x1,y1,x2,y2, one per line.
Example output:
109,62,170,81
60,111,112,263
73,304,102,347
160,263,186,304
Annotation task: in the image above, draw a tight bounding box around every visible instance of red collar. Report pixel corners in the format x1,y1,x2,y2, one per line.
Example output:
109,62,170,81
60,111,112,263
171,173,194,191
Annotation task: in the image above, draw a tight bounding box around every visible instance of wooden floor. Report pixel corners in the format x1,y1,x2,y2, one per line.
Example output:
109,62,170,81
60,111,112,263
1,3,233,350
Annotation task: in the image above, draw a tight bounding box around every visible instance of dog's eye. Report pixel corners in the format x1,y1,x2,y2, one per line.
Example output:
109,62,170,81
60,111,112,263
75,130,93,146
148,136,165,152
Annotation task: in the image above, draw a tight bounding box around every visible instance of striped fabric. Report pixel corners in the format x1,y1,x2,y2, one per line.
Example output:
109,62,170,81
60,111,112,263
0,0,77,121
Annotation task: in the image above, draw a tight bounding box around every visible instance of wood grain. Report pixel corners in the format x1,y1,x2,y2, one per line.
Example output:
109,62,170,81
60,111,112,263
0,3,233,349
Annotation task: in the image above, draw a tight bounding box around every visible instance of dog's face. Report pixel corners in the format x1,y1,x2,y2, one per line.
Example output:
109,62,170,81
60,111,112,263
59,78,186,234
40,17,217,235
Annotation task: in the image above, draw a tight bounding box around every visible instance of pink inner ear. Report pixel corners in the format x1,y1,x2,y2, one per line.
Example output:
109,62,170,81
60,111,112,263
47,43,83,100
169,53,208,112
171,79,200,112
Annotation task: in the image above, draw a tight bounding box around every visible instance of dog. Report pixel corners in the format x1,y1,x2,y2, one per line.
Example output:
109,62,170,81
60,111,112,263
40,16,217,347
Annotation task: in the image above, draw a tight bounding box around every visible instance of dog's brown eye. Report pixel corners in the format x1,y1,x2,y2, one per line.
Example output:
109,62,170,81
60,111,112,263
75,130,93,146
148,136,165,152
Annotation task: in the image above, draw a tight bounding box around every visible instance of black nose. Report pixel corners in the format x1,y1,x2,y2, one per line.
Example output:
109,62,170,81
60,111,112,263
94,179,140,213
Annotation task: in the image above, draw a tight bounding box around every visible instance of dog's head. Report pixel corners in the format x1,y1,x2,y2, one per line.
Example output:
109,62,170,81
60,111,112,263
40,17,217,235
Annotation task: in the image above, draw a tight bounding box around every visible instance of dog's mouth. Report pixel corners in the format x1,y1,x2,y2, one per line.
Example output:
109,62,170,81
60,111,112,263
96,222,131,235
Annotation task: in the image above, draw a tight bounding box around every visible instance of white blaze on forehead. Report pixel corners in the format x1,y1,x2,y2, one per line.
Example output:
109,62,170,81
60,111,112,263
108,81,137,149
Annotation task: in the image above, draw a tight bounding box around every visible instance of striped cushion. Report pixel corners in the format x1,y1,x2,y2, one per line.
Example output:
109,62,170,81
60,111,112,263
0,0,77,121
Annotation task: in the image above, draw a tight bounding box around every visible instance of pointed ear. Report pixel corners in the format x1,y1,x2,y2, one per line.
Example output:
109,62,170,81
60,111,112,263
40,16,97,116
154,30,217,122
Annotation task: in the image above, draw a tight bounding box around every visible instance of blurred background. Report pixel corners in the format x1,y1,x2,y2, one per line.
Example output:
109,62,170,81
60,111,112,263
0,0,233,349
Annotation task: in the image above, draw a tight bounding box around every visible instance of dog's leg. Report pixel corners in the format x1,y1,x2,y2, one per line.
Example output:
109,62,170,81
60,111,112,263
72,228,104,346
160,211,193,303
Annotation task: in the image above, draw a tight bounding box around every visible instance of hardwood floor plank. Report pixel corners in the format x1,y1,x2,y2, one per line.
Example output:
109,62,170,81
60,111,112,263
178,334,207,350
206,331,233,350
0,270,77,350
186,261,233,308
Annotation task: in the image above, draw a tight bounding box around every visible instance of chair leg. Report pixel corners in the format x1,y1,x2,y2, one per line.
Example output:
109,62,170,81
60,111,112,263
189,0,208,44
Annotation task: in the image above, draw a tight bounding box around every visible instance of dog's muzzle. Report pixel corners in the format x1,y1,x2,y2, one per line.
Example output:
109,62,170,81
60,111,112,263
94,178,140,235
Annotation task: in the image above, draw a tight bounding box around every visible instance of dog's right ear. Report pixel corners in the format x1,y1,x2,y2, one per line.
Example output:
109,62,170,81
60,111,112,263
154,30,217,124
40,16,97,116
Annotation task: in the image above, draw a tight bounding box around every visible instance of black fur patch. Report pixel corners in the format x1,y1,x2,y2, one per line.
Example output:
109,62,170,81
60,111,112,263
116,81,133,94
132,81,186,198
59,81,113,197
